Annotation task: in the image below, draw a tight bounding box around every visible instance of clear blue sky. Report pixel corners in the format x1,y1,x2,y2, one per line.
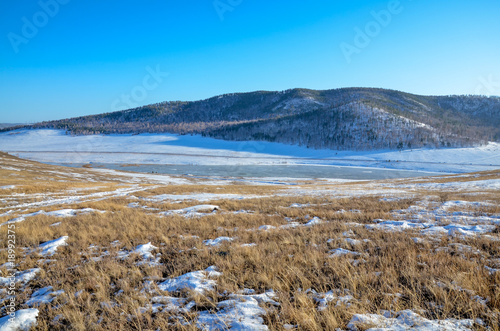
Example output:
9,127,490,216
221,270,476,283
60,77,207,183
1,0,499,123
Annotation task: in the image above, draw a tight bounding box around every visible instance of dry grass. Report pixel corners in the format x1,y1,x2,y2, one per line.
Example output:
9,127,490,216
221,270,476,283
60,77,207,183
0,152,498,330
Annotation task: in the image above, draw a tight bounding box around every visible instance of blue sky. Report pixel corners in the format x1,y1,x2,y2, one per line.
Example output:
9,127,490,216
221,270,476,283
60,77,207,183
1,0,499,123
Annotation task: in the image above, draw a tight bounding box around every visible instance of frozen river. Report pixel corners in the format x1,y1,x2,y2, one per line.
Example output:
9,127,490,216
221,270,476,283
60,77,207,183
2,129,499,175
54,163,438,180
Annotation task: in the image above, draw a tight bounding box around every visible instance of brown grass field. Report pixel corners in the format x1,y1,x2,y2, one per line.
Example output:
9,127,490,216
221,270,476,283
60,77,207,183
0,152,498,330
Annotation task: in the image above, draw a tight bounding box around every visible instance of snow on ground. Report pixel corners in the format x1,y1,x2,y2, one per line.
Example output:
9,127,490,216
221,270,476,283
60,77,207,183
347,310,473,330
0,185,154,213
387,179,500,191
141,193,267,203
304,216,323,226
258,225,276,231
158,266,221,294
159,205,219,218
345,238,362,246
0,308,39,331
1,129,500,173
149,296,194,314
0,185,15,190
0,269,40,286
197,291,278,330
365,200,500,237
132,243,157,260
329,248,361,257
131,243,161,266
25,287,64,307
249,216,326,232
37,236,68,257
367,221,496,237
116,243,161,266
0,208,103,226
203,237,234,247
305,289,354,311
90,168,190,185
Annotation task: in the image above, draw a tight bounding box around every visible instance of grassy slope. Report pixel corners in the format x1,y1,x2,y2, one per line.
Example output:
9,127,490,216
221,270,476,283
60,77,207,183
0,152,499,330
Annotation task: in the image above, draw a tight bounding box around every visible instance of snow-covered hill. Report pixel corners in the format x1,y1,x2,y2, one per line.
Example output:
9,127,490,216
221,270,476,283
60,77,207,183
8,88,500,151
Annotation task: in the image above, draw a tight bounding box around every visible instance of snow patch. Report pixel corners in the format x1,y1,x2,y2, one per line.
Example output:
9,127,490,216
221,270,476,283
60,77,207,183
37,236,68,256
158,266,221,294
0,269,41,286
203,237,233,247
347,309,473,330
0,185,15,190
197,290,278,330
159,205,219,218
258,225,276,231
304,217,323,227
25,286,64,307
329,248,360,257
0,208,103,227
0,308,38,331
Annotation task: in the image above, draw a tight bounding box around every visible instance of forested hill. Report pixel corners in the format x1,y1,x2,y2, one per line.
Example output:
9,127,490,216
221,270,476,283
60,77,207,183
10,88,500,150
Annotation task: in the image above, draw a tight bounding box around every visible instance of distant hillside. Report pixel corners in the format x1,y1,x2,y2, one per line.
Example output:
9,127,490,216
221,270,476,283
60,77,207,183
0,123,23,129
10,88,500,150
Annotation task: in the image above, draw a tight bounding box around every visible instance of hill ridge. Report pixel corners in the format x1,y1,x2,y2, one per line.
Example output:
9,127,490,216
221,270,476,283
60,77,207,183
6,87,500,151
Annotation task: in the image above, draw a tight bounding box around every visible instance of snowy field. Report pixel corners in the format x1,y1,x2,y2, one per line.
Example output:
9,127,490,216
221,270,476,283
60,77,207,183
0,149,499,329
1,129,499,174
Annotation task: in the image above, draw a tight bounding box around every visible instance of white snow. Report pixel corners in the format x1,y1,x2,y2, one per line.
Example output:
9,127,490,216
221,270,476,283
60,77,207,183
46,208,103,217
367,221,496,237
366,220,427,232
329,248,360,257
158,266,221,294
258,225,276,231
0,309,39,331
25,286,64,307
132,242,157,260
304,217,323,227
0,208,103,226
37,236,68,256
439,200,494,210
0,269,40,286
306,289,354,311
426,224,497,237
0,185,15,190
0,186,151,212
347,309,473,330
149,296,194,313
364,199,499,238
279,222,301,229
345,238,362,246
131,243,161,266
159,205,219,218
116,243,161,266
2,129,500,173
145,193,266,203
197,290,278,330
250,217,325,232
203,237,234,247
391,179,500,191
